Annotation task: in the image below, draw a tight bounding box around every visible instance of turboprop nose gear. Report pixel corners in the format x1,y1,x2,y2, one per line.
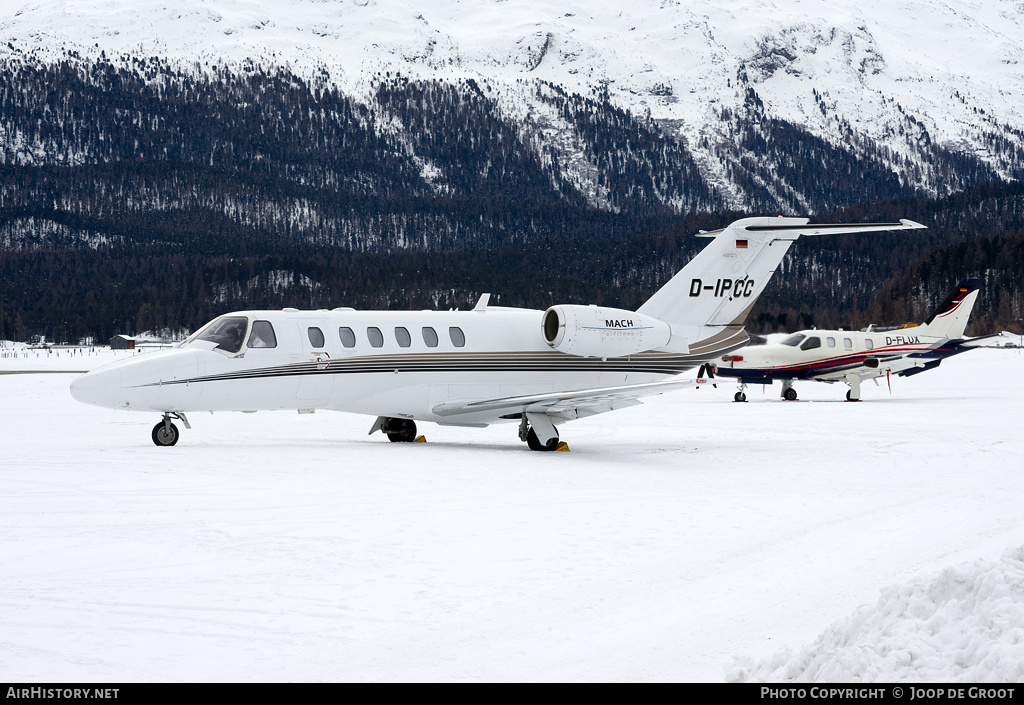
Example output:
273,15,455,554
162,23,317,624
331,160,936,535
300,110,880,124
151,412,191,447
733,381,748,403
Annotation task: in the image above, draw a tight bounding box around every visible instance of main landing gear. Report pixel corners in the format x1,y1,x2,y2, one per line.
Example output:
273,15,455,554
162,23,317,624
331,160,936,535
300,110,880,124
733,382,748,402
519,415,561,452
386,417,418,443
781,380,798,401
151,412,191,447
844,372,863,402
369,416,419,443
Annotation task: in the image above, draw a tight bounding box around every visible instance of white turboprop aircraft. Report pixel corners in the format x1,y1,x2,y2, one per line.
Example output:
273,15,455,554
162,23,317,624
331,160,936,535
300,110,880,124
710,277,997,402
70,217,923,449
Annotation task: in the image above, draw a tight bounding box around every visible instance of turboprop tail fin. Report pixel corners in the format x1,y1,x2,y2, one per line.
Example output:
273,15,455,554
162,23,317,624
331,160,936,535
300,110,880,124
636,217,926,355
916,278,982,340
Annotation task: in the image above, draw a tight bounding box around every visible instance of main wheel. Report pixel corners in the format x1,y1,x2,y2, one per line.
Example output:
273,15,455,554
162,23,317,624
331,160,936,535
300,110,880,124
152,421,179,447
734,391,747,402
845,390,860,402
526,426,559,451
386,418,417,443
783,387,798,401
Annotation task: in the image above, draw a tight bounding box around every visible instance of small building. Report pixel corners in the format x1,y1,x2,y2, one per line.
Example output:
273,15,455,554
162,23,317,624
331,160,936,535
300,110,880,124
109,335,136,350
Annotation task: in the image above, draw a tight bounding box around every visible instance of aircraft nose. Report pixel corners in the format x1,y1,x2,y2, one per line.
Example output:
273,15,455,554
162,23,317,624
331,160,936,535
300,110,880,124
70,367,122,409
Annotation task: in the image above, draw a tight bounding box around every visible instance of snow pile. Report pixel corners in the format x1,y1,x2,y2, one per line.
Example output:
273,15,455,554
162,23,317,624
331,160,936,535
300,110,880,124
730,547,1024,682
4,342,1024,680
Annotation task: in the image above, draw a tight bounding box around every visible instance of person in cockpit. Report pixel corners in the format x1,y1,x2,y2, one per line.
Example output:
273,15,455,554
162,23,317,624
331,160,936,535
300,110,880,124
225,328,241,353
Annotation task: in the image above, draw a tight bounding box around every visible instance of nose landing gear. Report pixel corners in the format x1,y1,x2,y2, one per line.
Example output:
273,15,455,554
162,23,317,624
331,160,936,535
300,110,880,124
151,412,191,447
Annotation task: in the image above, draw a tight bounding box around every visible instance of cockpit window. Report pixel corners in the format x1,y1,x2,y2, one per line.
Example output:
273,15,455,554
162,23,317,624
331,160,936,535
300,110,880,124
781,333,806,347
800,336,822,351
248,321,277,348
186,315,249,354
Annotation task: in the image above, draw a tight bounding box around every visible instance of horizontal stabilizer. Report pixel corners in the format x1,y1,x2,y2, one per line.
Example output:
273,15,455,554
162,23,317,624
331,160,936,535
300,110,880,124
638,218,925,354
959,331,1019,348
694,219,926,237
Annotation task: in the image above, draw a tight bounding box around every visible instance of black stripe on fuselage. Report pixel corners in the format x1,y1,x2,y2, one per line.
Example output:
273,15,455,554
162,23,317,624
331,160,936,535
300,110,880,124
134,350,721,388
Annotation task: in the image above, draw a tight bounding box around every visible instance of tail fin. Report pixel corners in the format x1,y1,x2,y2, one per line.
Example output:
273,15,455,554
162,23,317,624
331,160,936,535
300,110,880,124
637,217,926,355
916,278,982,339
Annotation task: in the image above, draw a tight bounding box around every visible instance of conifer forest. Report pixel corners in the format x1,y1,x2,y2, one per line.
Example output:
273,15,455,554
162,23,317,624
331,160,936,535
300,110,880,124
1,56,1021,342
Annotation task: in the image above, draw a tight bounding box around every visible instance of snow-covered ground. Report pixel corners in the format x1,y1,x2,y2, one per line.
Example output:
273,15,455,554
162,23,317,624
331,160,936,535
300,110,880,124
2,345,1024,681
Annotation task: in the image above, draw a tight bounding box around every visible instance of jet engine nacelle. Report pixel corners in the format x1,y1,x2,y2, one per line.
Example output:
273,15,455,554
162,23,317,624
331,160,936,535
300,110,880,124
542,305,671,358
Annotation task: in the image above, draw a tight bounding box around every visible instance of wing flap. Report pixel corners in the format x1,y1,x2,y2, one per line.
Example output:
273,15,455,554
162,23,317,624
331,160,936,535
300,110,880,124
432,377,705,418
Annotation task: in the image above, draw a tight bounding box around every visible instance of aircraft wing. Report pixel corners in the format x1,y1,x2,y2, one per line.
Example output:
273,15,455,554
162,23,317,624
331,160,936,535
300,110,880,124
803,354,912,382
959,332,1019,348
431,377,707,422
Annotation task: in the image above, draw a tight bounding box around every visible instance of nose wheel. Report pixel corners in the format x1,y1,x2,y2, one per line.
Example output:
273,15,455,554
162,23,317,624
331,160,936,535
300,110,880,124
151,412,190,446
152,420,179,446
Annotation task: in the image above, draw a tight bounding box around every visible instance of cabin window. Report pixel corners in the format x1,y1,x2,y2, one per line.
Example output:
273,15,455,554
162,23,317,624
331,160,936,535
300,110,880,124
367,327,384,348
339,327,356,348
865,338,875,350
395,327,412,348
422,326,439,348
781,333,806,347
307,327,325,348
826,336,836,348
248,321,277,348
844,337,853,349
449,326,466,347
800,336,822,351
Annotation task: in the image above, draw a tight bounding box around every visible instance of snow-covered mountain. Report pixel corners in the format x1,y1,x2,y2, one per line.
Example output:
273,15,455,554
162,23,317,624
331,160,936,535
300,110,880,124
3,0,1024,209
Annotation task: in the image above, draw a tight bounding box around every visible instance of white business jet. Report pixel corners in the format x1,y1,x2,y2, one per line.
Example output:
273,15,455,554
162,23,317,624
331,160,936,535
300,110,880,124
711,277,996,402
70,217,923,449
